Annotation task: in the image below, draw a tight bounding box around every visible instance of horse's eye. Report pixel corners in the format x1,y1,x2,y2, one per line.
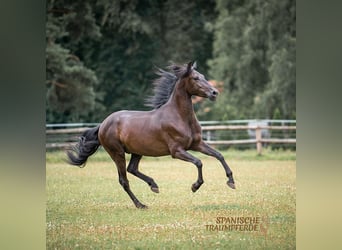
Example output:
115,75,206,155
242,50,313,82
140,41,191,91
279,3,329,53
193,77,199,81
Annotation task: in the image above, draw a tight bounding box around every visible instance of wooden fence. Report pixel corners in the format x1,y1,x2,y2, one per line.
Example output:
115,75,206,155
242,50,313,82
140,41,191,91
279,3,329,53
46,120,296,154
201,125,296,154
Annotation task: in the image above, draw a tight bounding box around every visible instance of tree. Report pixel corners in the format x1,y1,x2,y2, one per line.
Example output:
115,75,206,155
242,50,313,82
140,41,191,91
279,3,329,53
202,0,296,120
46,1,104,123
46,0,217,123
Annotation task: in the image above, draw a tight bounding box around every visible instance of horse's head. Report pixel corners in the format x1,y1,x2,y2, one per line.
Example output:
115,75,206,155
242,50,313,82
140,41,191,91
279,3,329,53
180,61,219,101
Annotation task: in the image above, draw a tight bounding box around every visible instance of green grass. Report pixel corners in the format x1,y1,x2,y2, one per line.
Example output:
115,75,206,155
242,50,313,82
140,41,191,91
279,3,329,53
46,149,295,249
46,147,296,163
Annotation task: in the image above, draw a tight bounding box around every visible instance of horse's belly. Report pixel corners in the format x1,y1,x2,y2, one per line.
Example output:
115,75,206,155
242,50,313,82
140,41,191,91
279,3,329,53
120,125,170,156
124,137,170,157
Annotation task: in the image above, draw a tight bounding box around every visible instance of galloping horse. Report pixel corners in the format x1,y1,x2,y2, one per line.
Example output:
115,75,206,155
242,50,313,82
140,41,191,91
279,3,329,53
67,61,235,208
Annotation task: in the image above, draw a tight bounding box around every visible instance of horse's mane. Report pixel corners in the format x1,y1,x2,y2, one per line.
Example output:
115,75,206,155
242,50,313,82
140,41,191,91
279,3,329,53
145,64,188,109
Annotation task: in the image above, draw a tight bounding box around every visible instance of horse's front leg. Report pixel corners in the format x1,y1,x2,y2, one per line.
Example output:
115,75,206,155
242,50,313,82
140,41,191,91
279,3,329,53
171,147,204,192
192,141,236,189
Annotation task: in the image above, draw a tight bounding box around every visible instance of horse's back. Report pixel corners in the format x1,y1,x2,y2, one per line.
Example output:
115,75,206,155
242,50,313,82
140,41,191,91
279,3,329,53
98,110,171,156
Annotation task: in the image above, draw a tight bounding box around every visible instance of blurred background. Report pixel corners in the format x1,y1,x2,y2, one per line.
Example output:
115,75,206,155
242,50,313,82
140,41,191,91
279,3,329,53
46,0,295,124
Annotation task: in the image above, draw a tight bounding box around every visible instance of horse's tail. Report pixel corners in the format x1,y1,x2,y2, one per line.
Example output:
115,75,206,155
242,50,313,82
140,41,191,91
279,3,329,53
66,125,101,167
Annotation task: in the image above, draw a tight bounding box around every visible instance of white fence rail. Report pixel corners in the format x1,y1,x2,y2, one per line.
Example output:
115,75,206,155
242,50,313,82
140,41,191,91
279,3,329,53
46,120,296,154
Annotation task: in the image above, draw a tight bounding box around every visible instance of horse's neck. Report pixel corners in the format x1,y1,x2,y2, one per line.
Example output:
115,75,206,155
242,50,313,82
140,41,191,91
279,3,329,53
169,80,197,122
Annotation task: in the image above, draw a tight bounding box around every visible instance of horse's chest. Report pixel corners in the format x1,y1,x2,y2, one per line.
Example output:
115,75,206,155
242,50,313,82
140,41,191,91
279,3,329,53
164,119,201,148
177,127,201,149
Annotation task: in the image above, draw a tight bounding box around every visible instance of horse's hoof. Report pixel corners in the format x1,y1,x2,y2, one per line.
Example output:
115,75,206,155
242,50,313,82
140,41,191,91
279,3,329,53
191,184,198,193
136,203,148,209
227,182,236,189
151,187,159,193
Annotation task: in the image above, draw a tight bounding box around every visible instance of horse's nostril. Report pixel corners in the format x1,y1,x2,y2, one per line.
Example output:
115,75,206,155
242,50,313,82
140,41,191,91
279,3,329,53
212,90,218,96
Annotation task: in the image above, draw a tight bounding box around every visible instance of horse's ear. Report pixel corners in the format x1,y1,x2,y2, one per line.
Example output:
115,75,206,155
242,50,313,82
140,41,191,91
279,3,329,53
192,61,197,70
185,61,196,77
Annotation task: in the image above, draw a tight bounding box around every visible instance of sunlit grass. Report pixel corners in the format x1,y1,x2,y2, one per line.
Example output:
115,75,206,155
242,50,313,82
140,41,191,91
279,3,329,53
46,149,295,249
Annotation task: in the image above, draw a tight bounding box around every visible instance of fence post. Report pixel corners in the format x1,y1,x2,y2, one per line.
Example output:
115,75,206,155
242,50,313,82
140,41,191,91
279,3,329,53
255,126,262,155
206,130,211,142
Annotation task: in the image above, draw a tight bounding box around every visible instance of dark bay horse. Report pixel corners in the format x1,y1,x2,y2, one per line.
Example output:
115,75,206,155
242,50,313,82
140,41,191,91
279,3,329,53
67,61,235,208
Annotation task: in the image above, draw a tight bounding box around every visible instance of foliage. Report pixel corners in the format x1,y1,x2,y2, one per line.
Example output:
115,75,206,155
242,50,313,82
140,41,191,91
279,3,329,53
46,1,104,122
46,0,216,122
202,0,296,120
46,0,295,123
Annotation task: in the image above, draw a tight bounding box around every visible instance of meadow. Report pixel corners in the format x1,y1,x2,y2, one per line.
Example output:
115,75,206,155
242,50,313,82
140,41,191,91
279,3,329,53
46,149,296,249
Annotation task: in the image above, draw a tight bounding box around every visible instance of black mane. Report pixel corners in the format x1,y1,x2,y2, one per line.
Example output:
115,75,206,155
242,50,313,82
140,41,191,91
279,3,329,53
145,64,188,109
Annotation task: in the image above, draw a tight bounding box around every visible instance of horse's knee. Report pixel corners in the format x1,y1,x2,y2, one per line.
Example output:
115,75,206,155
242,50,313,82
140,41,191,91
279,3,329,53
194,159,202,168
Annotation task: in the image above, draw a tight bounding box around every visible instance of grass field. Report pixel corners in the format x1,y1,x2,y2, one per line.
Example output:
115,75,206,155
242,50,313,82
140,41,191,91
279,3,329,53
46,149,296,249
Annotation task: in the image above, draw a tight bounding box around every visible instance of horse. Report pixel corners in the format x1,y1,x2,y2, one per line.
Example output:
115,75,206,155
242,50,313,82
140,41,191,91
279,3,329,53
67,61,235,209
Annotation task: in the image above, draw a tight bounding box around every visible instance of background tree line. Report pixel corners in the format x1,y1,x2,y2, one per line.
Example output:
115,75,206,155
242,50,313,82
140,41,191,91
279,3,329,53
46,0,295,123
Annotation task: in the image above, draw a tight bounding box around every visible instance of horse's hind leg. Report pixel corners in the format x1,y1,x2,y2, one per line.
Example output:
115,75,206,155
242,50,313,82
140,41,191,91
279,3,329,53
127,154,159,193
106,149,147,209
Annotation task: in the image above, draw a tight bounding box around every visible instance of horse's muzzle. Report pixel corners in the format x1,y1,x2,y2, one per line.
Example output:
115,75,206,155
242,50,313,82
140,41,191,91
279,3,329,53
208,88,218,101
